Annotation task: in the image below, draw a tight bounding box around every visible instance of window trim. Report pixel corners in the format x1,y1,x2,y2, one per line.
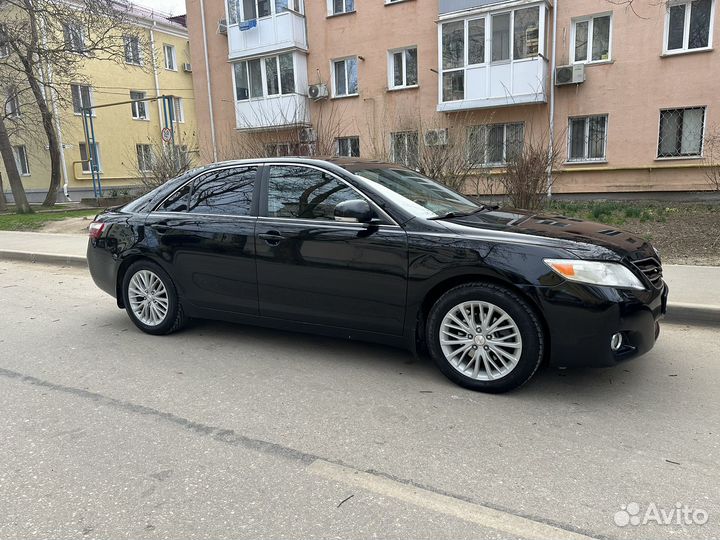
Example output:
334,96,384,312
123,35,142,66
163,44,177,71
331,56,359,98
71,84,94,116
388,46,419,90
130,91,149,120
571,12,613,64
261,162,398,226
335,136,360,157
13,145,30,176
327,0,355,17
656,106,707,159
566,114,609,163
663,0,715,55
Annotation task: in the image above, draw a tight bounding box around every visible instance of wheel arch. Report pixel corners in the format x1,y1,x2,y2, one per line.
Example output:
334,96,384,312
414,274,550,361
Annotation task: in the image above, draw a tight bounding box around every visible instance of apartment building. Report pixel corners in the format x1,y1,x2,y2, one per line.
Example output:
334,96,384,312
186,0,719,194
0,5,197,203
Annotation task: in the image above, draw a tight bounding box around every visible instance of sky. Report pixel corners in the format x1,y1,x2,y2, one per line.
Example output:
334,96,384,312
133,0,187,16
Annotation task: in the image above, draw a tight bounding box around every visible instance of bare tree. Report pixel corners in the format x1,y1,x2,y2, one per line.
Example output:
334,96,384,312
129,138,198,193
703,125,720,191
0,0,150,207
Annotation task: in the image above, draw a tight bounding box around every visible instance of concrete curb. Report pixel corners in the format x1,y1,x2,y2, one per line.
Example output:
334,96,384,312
664,302,720,327
0,250,87,268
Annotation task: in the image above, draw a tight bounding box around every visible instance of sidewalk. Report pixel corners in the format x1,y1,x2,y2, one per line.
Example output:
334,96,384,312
0,231,718,325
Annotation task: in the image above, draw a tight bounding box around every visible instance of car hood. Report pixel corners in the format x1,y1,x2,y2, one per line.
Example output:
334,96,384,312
439,207,657,261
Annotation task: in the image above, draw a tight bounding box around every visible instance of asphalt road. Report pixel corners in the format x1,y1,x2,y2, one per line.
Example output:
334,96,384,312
0,260,718,540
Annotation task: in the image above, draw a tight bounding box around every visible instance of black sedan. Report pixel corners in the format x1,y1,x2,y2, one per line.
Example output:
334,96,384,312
87,158,668,393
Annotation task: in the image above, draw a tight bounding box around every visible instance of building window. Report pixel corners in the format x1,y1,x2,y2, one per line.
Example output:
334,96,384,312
241,0,272,21
391,132,419,168
13,145,30,175
389,47,418,89
568,115,608,162
440,6,540,102
467,123,524,165
163,44,176,70
130,91,148,120
665,0,713,53
169,97,184,123
63,22,85,53
336,136,360,157
5,88,20,118
573,14,611,63
332,57,358,97
79,142,101,173
658,107,706,157
124,35,141,65
233,53,295,100
276,0,302,13
330,0,354,16
136,144,153,172
71,84,93,114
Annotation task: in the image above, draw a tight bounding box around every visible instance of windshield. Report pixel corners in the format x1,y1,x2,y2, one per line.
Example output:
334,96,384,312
352,167,480,218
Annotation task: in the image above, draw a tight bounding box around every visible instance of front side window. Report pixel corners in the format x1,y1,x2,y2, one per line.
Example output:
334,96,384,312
130,91,147,120
79,142,101,173
189,167,257,216
568,115,608,162
159,182,191,212
267,165,357,220
336,136,360,157
467,123,525,165
136,144,153,171
124,36,141,65
71,84,93,114
164,44,176,70
331,0,354,15
63,23,85,53
333,57,358,97
573,14,611,63
666,0,713,52
390,47,418,89
391,132,419,169
13,145,30,175
658,107,705,157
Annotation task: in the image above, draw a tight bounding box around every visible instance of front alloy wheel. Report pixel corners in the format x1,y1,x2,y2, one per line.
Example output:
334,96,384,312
427,283,544,393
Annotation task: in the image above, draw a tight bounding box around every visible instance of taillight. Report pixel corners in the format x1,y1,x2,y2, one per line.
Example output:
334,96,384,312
88,221,105,240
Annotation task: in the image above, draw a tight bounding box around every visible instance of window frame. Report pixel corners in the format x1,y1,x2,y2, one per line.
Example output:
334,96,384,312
657,106,707,159
331,56,359,98
163,44,177,71
13,145,30,176
566,114,609,163
136,144,153,172
123,35,142,66
71,84,94,115
130,91,148,120
63,22,86,54
390,131,420,168
335,136,360,157
169,97,185,123
467,122,525,166
663,0,715,55
328,0,355,16
5,88,21,118
232,53,296,101
388,46,418,90
571,13,613,64
79,141,102,173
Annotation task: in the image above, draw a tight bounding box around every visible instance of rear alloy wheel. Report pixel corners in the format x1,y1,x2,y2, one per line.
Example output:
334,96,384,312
427,283,544,393
122,261,185,335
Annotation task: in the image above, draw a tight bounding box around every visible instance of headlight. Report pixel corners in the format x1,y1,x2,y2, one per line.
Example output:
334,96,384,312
544,259,645,290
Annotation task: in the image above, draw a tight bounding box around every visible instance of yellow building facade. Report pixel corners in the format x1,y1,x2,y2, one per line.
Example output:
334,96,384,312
2,7,197,203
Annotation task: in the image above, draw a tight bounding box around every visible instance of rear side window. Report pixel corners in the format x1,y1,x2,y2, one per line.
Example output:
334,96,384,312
188,167,257,216
158,183,191,212
267,165,358,221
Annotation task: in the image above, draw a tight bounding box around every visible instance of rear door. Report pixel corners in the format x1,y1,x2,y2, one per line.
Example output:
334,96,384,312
144,165,260,315
255,164,408,335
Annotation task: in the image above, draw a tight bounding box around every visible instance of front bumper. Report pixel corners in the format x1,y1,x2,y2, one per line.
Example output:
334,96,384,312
527,280,668,368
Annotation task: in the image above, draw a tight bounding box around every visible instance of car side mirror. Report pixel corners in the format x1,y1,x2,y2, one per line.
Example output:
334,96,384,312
334,199,374,224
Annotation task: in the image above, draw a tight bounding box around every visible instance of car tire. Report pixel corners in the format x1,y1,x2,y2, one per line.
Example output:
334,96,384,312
122,260,185,335
426,282,544,393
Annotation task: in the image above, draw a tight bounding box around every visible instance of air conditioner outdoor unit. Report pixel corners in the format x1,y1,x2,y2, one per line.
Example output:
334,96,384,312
308,83,329,100
424,128,448,147
183,63,192,72
299,128,317,144
218,18,228,35
555,64,585,86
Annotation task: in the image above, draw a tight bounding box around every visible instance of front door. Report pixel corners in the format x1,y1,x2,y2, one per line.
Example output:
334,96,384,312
255,164,408,335
144,165,259,315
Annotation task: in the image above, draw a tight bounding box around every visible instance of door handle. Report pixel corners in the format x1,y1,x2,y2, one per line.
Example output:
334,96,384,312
258,231,285,246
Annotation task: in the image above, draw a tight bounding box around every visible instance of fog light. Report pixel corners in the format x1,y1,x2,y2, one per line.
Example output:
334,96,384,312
610,333,624,352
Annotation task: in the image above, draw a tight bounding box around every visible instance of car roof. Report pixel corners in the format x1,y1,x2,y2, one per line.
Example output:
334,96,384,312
197,157,402,173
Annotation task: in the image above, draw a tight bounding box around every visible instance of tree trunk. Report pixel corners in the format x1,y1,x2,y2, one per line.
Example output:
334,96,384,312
0,116,32,214
0,173,7,212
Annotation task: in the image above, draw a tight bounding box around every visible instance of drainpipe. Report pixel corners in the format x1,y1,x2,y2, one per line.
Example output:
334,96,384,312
547,0,558,198
150,25,164,124
40,16,70,200
200,0,219,162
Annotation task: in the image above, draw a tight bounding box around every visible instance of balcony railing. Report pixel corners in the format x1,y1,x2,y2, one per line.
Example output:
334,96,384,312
228,10,307,60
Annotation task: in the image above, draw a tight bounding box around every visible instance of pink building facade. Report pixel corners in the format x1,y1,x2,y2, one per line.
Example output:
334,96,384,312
186,0,719,194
